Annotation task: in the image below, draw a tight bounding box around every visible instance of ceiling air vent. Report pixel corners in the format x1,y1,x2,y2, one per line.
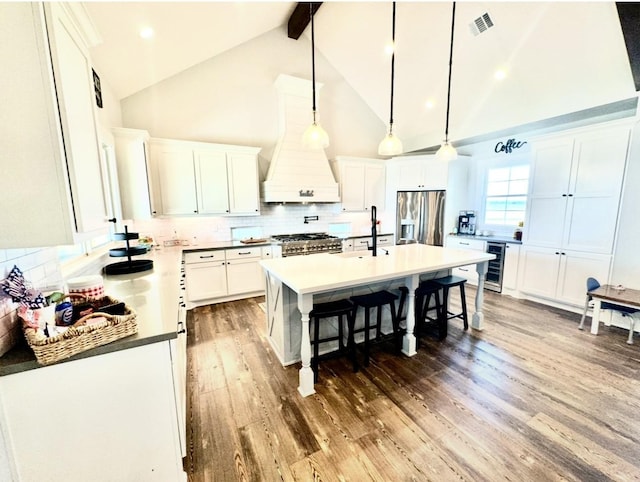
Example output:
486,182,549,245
469,12,494,36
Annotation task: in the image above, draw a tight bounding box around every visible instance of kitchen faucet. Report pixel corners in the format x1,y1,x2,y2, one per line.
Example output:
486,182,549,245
369,205,377,257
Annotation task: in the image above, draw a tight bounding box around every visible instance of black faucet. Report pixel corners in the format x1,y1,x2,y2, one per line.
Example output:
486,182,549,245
369,205,377,257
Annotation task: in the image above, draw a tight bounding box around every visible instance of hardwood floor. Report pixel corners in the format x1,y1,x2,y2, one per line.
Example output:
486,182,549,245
185,288,640,481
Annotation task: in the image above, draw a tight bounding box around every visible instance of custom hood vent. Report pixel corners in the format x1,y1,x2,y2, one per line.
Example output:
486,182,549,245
262,74,339,203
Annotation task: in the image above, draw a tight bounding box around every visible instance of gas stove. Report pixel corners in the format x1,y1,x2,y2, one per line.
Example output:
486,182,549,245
272,233,343,257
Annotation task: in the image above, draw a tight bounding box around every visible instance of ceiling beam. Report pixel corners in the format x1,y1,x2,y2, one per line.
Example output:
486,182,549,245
288,2,322,40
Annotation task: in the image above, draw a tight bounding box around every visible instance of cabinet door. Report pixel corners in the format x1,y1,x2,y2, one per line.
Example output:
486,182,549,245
563,126,629,253
113,129,154,219
46,3,107,233
151,145,197,215
556,251,611,306
518,245,561,299
502,243,521,291
524,136,574,248
364,164,385,210
226,258,263,294
340,163,365,211
185,262,227,301
227,153,260,214
194,150,229,214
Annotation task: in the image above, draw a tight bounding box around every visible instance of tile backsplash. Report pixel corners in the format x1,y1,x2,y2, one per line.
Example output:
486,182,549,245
0,248,62,357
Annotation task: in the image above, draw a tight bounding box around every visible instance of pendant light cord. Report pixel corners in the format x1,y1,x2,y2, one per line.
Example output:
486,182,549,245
444,1,456,143
389,1,397,131
310,3,317,116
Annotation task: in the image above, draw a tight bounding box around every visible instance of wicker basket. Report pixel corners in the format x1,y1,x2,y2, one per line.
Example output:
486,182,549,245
23,297,137,366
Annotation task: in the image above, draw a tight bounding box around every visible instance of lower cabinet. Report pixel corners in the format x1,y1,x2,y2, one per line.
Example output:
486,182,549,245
349,235,394,251
502,243,521,292
518,245,611,306
446,236,487,285
185,246,269,305
0,342,186,481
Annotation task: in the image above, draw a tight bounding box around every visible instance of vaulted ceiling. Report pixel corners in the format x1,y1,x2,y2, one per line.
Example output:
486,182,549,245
85,2,637,152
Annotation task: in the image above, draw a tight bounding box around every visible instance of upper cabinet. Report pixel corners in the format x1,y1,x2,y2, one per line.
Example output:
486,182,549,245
0,3,108,248
387,155,449,191
113,128,155,220
524,123,630,254
147,138,261,217
332,156,385,212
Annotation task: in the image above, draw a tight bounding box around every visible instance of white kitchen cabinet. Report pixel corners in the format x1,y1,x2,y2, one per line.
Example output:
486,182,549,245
149,138,260,217
518,245,611,306
387,155,449,191
332,156,386,212
502,243,521,292
184,246,268,305
525,123,630,254
226,247,264,295
172,304,188,458
0,3,108,248
446,236,487,285
350,234,394,251
112,128,156,219
0,342,185,481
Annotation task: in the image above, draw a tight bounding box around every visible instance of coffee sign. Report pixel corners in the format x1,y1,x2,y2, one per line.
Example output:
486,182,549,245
495,138,527,154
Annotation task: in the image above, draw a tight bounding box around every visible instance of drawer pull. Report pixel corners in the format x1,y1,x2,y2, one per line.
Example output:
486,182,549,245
237,251,252,255
460,242,470,245
199,254,216,259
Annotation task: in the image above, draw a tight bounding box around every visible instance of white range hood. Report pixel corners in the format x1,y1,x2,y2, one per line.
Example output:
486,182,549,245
262,74,339,203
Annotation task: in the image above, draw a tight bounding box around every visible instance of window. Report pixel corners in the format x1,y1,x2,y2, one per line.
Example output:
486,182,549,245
484,165,529,226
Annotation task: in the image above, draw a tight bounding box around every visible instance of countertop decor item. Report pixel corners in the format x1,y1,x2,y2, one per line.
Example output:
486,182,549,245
22,296,137,365
378,1,403,155
105,226,154,275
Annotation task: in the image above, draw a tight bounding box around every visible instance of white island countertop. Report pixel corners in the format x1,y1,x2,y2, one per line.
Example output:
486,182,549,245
261,244,495,397
260,243,494,295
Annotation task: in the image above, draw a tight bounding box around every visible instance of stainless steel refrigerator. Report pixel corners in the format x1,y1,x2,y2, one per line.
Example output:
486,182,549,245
396,190,446,246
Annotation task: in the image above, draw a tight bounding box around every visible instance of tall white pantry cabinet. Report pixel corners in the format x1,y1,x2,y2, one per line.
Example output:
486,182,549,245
519,121,632,307
0,2,109,248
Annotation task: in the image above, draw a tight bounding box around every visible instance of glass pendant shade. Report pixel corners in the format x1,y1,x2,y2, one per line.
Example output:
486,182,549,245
378,129,403,155
302,117,329,149
435,140,458,161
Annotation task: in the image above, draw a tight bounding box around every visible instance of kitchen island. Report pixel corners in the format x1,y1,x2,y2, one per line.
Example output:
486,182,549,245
260,244,495,397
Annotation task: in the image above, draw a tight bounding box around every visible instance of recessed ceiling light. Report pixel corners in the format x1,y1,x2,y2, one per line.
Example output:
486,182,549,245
425,100,434,109
139,27,154,39
384,42,395,55
494,69,507,81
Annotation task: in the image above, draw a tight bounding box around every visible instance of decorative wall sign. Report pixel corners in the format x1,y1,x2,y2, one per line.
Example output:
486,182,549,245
92,69,103,109
495,138,527,154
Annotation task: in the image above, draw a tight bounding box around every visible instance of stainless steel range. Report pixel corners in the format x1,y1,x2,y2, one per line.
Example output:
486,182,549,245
272,233,342,257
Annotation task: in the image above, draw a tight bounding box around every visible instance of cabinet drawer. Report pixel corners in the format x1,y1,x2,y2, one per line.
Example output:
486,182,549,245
447,237,486,251
184,250,225,264
225,247,261,259
377,235,393,246
353,237,372,251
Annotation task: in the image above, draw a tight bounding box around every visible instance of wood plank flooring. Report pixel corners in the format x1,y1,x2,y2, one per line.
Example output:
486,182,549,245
185,288,640,481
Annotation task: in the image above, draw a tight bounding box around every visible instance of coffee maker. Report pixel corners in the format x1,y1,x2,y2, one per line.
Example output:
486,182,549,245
457,211,476,235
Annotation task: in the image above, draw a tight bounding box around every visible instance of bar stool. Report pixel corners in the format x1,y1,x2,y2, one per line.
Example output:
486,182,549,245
350,290,401,367
414,280,444,345
432,275,469,338
309,299,357,382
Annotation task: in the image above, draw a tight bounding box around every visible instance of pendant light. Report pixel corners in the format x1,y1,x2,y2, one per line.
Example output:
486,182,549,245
436,1,458,161
302,3,329,149
378,2,403,156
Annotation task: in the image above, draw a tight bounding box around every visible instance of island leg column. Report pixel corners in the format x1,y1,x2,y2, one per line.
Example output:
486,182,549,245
472,261,488,330
402,274,419,357
297,293,316,397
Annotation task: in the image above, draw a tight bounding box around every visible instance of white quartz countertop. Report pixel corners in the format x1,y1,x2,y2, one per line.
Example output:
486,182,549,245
0,247,184,376
260,244,495,295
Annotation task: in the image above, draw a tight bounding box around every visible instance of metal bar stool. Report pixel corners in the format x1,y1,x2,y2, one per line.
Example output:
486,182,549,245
414,280,444,345
309,299,357,382
432,275,469,338
350,290,400,367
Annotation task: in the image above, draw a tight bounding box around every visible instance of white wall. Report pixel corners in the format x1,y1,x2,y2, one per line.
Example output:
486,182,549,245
611,117,640,288
120,27,385,162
